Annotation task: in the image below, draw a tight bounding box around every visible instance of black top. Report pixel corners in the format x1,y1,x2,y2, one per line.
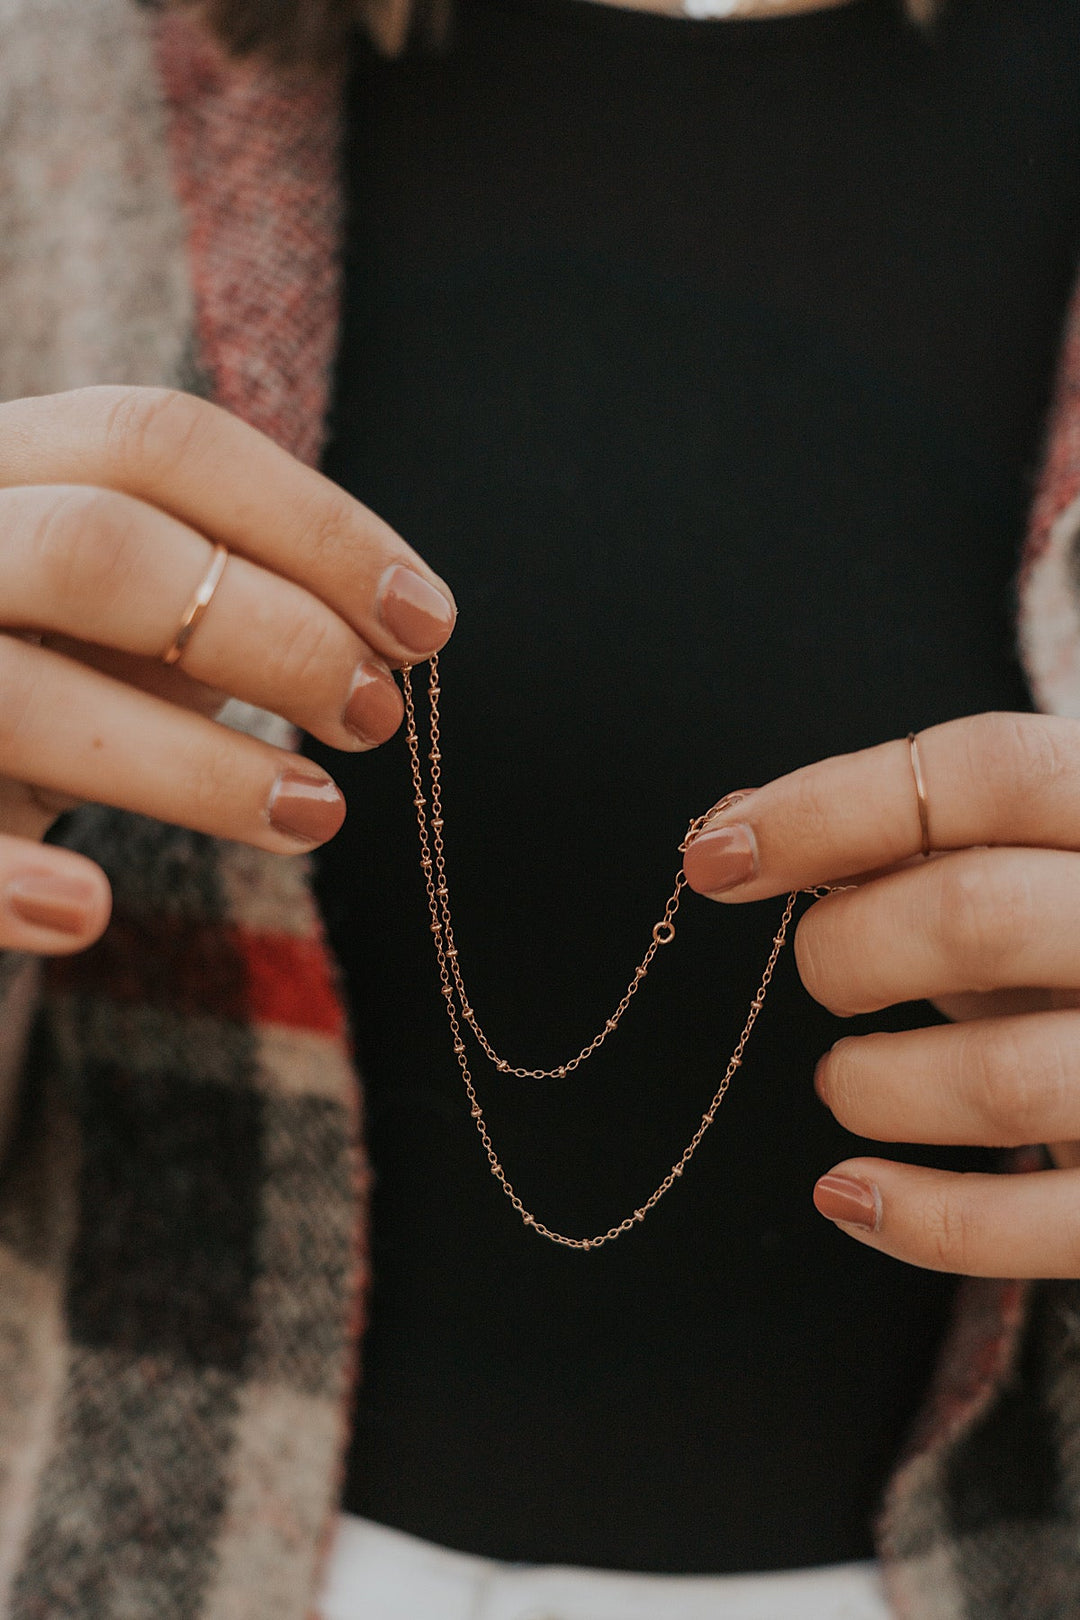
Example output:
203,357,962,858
305,0,1080,1574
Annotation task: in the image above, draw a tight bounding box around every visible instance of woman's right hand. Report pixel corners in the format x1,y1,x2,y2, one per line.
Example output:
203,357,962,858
0,386,457,956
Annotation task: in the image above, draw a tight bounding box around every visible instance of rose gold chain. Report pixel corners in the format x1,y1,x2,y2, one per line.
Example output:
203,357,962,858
402,655,827,1251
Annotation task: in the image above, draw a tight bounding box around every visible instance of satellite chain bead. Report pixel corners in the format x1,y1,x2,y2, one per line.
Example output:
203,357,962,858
402,655,823,1251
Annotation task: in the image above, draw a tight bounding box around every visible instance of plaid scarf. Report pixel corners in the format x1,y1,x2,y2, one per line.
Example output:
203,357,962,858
0,3,1079,1615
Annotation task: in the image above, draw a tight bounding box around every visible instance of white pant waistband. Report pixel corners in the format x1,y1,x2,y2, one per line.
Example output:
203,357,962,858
319,1514,893,1620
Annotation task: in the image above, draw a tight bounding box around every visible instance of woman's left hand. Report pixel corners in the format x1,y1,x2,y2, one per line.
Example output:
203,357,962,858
682,711,1080,1278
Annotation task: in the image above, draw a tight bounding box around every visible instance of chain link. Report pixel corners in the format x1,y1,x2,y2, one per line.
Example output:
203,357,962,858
402,655,822,1251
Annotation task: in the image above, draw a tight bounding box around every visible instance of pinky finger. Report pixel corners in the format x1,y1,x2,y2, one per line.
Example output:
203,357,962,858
0,835,112,954
813,1157,1080,1279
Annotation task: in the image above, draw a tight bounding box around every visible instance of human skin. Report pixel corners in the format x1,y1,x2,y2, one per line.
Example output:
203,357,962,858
2,389,1077,1281
0,385,456,951
681,717,1080,1278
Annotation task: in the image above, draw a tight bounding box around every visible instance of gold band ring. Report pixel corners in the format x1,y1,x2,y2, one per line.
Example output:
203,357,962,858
906,731,931,858
162,543,229,666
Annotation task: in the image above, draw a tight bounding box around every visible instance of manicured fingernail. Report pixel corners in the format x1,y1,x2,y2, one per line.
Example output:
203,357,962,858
377,565,455,656
813,1174,881,1231
6,871,99,935
683,824,758,895
343,662,403,747
267,770,346,845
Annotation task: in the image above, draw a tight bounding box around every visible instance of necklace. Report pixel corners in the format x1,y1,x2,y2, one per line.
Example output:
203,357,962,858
402,656,830,1251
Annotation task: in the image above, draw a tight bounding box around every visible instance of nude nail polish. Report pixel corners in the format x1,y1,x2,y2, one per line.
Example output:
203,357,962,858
813,1174,881,1231
7,871,98,935
682,824,758,895
344,663,403,746
268,771,346,845
377,565,455,656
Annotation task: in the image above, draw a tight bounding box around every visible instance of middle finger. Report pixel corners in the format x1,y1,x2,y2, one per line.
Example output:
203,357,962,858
795,845,1080,1015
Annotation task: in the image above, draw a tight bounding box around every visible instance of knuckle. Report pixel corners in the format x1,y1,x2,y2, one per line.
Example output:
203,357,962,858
961,1022,1063,1146
968,711,1080,812
293,488,368,575
918,1186,981,1274
100,386,209,485
271,610,342,697
28,486,143,606
932,852,1035,989
182,730,248,830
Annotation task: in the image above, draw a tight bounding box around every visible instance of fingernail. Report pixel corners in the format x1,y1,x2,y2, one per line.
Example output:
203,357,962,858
6,871,99,935
267,770,346,845
813,1174,881,1232
682,824,758,895
377,565,455,656
343,662,403,747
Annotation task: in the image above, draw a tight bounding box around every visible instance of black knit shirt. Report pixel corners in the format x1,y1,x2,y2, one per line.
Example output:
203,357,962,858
305,0,1080,1572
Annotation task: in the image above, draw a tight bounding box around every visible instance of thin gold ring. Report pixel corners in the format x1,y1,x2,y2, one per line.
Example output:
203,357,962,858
906,732,931,858
162,543,229,666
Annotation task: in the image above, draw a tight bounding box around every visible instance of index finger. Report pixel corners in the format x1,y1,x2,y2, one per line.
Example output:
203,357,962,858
682,711,1080,902
0,387,457,666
